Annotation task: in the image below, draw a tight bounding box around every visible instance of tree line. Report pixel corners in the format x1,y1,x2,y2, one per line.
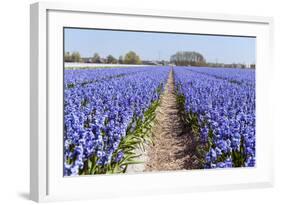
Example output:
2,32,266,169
64,51,142,64
170,51,255,69
65,50,255,69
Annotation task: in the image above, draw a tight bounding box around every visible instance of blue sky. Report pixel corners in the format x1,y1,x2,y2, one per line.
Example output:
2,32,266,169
64,28,256,64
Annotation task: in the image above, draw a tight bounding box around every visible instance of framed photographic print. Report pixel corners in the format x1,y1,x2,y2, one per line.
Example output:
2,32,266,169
30,1,274,202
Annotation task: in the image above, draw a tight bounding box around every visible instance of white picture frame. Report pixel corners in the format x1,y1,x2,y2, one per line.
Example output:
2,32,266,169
30,1,274,202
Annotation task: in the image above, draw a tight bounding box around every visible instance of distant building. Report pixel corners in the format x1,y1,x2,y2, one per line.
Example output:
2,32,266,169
81,57,92,63
142,60,158,65
142,60,170,66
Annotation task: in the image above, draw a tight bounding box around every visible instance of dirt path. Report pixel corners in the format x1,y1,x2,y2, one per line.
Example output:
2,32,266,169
145,68,200,171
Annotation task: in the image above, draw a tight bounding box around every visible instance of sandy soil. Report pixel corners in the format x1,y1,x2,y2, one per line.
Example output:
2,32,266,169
145,69,200,171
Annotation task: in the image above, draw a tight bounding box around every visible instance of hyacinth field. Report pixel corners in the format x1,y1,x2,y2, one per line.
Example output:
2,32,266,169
174,67,255,168
64,66,255,176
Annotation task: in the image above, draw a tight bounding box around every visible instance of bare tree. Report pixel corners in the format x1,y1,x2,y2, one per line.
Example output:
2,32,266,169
170,51,206,66
92,53,101,63
118,55,123,64
106,55,117,64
